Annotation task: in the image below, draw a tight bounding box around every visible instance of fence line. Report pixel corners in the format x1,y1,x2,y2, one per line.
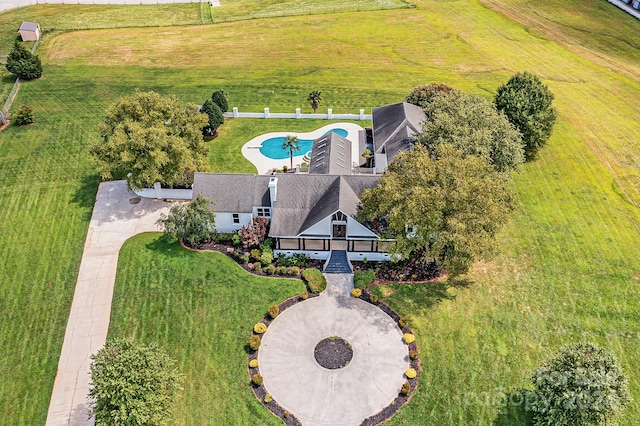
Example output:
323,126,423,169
224,107,372,121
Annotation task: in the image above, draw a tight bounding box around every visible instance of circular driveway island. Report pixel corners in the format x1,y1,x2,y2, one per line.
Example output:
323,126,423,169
258,290,409,426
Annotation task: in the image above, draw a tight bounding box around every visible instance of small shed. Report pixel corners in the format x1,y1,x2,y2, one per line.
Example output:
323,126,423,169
18,22,40,42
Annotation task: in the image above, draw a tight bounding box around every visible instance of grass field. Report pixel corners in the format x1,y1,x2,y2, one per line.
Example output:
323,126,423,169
1,0,640,424
109,234,304,424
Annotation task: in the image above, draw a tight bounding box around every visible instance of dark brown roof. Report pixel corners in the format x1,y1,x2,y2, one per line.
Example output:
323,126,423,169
372,102,426,162
309,132,353,175
192,173,271,212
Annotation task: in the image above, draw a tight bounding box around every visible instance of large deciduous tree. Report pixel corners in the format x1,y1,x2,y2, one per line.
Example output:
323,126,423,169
5,40,42,80
528,342,630,426
417,90,525,173
90,91,209,188
494,72,557,160
157,195,217,245
359,145,517,276
405,82,457,109
89,338,183,426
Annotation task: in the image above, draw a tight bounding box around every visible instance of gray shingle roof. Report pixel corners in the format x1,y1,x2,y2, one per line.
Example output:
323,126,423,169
309,132,353,175
372,102,426,162
192,173,271,212
19,21,39,31
193,172,379,237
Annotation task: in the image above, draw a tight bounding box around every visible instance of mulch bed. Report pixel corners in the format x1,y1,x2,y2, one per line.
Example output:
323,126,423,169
314,337,354,370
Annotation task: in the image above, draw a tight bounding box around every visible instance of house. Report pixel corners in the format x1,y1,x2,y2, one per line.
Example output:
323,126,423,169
308,132,352,175
192,173,392,261
369,102,427,173
18,22,40,42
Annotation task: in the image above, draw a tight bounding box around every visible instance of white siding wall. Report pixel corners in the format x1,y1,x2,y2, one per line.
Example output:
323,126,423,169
301,216,331,237
345,216,377,238
215,212,252,233
375,153,387,174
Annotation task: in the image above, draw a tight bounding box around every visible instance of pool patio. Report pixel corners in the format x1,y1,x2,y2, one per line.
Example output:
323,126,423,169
241,122,365,175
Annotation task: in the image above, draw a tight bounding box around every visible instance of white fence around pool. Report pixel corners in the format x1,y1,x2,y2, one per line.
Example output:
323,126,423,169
224,107,373,120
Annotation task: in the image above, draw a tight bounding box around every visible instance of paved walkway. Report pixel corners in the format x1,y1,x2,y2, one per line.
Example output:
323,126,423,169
46,181,171,426
258,274,408,426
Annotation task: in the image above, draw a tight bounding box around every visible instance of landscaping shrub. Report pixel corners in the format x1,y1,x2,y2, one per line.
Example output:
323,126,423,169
238,217,269,249
252,374,263,386
267,305,279,319
260,250,273,266
253,323,267,334
239,253,249,264
354,269,376,289
300,291,309,300
405,368,417,379
264,394,272,403
408,349,418,360
263,265,275,275
248,335,261,351
252,262,262,271
399,318,408,328
302,268,326,293
6,41,42,80
13,105,34,126
211,89,229,112
287,266,300,276
216,232,235,244
401,383,411,395
275,266,287,276
250,249,262,262
231,233,241,246
249,359,259,368
403,333,415,344
275,253,309,268
351,288,362,298
157,195,216,245
370,294,379,303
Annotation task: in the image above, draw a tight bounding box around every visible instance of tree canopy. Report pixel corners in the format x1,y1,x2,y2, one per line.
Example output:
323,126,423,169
417,90,525,173
494,71,557,160
405,83,457,109
358,145,517,276
157,195,217,245
5,40,42,80
529,342,630,426
89,338,183,426
90,91,209,188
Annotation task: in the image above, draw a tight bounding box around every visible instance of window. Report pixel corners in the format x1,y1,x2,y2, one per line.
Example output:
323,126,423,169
332,211,346,221
256,207,271,218
232,214,240,224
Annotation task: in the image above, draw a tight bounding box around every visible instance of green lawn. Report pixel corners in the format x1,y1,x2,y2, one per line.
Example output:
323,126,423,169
109,233,304,424
1,0,640,424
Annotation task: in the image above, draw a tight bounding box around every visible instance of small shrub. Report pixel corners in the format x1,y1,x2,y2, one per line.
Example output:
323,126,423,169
403,333,415,344
13,105,34,126
284,411,290,418
370,294,379,303
354,269,375,289
231,233,241,246
408,349,418,360
302,268,326,293
239,217,269,249
288,266,300,276
250,249,262,262
248,335,261,351
253,262,262,271
399,317,408,328
252,374,263,386
264,394,272,403
300,291,309,300
275,266,287,275
249,359,259,368
263,265,275,275
405,368,417,379
268,305,279,319
401,383,411,395
254,323,267,334
239,254,249,264
260,250,273,266
351,288,362,298
216,232,234,243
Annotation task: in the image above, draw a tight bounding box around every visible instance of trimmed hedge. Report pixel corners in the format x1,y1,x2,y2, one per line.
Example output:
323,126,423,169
302,268,326,293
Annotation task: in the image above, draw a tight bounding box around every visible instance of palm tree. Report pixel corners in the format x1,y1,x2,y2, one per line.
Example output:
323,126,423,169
282,135,300,170
307,90,322,113
361,148,374,168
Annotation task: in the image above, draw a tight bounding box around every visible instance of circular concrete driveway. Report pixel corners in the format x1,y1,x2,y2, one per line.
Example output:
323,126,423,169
258,292,408,426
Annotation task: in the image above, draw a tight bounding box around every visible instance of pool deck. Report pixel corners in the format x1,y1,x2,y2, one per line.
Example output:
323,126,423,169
241,122,365,175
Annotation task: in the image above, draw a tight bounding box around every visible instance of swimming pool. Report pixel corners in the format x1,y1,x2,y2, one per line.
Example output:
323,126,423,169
259,128,348,160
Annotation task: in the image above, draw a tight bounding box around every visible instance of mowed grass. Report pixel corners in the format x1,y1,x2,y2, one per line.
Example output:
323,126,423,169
109,233,304,425
1,0,640,424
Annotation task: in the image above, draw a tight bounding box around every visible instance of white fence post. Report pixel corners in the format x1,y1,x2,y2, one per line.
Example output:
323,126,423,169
296,108,301,118
264,107,270,118
327,108,333,119
232,107,239,118
359,109,365,120
153,182,162,199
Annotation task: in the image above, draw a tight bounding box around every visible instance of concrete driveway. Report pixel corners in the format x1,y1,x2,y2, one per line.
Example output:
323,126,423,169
46,181,171,426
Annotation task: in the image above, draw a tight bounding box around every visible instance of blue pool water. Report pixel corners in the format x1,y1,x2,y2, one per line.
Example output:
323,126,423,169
259,128,348,160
